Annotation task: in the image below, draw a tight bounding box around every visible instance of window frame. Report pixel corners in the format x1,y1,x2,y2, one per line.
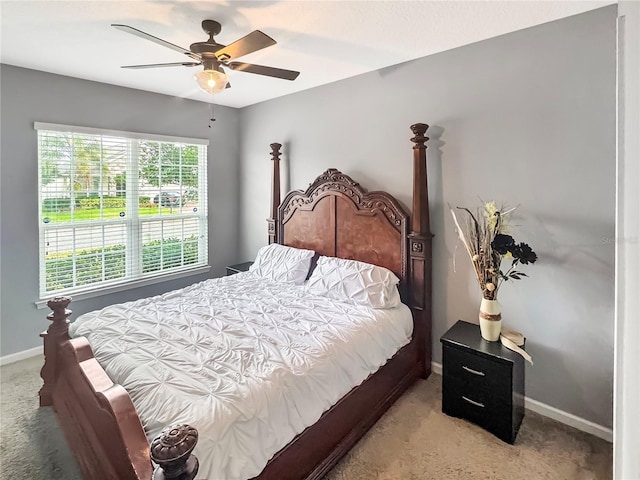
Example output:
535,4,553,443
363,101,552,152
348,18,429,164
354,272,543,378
35,122,210,305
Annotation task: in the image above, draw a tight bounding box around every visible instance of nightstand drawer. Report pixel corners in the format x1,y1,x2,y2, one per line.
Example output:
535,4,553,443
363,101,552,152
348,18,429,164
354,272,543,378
443,345,511,393
442,376,514,442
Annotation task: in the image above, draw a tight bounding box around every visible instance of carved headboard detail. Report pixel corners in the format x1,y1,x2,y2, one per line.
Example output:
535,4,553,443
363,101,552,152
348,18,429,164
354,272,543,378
276,168,409,283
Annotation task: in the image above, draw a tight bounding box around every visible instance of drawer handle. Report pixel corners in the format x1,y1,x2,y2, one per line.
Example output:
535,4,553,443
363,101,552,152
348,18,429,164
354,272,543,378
462,396,485,408
462,365,485,376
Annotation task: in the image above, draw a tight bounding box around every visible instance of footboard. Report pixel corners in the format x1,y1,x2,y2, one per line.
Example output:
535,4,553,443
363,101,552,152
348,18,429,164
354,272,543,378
54,336,153,479
40,298,198,480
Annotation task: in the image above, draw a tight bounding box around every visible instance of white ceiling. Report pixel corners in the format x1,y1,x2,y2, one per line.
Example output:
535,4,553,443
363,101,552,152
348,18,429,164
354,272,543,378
0,1,615,108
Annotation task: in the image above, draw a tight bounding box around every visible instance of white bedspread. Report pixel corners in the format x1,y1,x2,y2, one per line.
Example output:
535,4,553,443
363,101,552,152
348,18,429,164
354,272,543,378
69,272,413,480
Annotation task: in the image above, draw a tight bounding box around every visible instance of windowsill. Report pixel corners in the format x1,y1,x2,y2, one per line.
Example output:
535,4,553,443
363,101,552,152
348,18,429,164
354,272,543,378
35,265,211,309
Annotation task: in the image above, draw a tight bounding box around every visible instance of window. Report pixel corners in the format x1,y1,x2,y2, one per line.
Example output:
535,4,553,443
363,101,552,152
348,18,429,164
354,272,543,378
36,122,208,299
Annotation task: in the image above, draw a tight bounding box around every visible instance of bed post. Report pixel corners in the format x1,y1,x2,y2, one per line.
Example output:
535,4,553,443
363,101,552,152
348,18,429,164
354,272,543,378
39,296,72,406
408,123,433,379
267,143,282,244
151,424,199,480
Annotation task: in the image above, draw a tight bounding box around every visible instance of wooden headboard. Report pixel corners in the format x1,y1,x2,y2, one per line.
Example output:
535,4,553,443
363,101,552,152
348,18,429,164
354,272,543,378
266,124,434,375
277,168,409,282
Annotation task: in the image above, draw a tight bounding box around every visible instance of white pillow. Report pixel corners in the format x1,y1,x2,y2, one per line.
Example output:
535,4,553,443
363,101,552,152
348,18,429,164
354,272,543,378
249,243,315,284
306,256,401,309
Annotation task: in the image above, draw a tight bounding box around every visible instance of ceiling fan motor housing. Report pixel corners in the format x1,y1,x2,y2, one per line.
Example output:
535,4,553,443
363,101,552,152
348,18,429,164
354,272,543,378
190,41,224,55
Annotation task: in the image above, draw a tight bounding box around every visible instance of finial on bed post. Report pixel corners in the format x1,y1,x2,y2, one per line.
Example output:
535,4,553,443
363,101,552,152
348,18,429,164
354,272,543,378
151,424,199,480
410,123,430,234
267,143,282,244
408,123,433,379
39,296,72,406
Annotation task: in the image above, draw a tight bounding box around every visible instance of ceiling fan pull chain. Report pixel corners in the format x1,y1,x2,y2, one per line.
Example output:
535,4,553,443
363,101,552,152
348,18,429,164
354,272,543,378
209,102,216,128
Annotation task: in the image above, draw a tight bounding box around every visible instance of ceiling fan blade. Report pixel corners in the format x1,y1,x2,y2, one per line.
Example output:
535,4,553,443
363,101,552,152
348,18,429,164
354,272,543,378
215,31,276,61
121,62,202,69
227,62,300,81
112,24,201,61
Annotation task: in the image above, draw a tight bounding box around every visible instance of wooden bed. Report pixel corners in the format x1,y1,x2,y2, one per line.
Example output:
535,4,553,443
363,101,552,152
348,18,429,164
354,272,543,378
39,123,433,480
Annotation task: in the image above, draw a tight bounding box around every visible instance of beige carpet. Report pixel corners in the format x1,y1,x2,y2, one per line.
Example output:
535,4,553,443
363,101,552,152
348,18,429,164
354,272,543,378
325,372,612,480
1,355,612,480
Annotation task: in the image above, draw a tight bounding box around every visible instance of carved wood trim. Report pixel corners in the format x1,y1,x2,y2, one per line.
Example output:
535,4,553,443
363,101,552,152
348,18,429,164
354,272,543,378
39,296,72,406
151,424,199,480
280,169,406,231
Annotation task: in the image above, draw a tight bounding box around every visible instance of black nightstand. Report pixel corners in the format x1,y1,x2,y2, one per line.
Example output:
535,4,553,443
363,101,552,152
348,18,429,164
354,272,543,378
440,320,525,444
226,261,253,276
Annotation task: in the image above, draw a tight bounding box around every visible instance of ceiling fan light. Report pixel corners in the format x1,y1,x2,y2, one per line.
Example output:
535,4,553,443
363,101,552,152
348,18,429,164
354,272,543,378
194,69,228,94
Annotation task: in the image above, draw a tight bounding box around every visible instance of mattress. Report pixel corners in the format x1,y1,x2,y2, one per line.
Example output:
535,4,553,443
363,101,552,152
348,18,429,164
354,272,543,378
68,271,413,480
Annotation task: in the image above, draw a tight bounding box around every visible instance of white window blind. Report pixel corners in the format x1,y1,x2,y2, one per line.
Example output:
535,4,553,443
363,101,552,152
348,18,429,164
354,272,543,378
36,123,208,298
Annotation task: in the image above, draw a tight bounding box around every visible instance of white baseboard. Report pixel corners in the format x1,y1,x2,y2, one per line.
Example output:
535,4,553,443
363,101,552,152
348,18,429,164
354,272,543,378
432,361,443,375
0,346,42,366
431,361,613,443
524,397,613,442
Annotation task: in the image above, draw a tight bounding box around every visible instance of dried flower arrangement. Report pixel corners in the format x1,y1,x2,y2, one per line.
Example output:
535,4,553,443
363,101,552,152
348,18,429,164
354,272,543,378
451,201,537,301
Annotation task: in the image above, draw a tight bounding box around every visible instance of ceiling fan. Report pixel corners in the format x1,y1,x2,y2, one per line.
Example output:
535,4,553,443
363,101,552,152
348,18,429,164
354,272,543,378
112,20,300,94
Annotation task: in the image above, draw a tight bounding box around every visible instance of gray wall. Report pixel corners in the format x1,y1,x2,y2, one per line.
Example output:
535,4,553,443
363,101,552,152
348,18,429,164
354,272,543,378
0,65,241,356
238,7,617,428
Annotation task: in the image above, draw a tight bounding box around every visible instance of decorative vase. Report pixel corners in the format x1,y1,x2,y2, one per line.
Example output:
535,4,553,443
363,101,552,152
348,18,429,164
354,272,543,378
479,298,502,341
